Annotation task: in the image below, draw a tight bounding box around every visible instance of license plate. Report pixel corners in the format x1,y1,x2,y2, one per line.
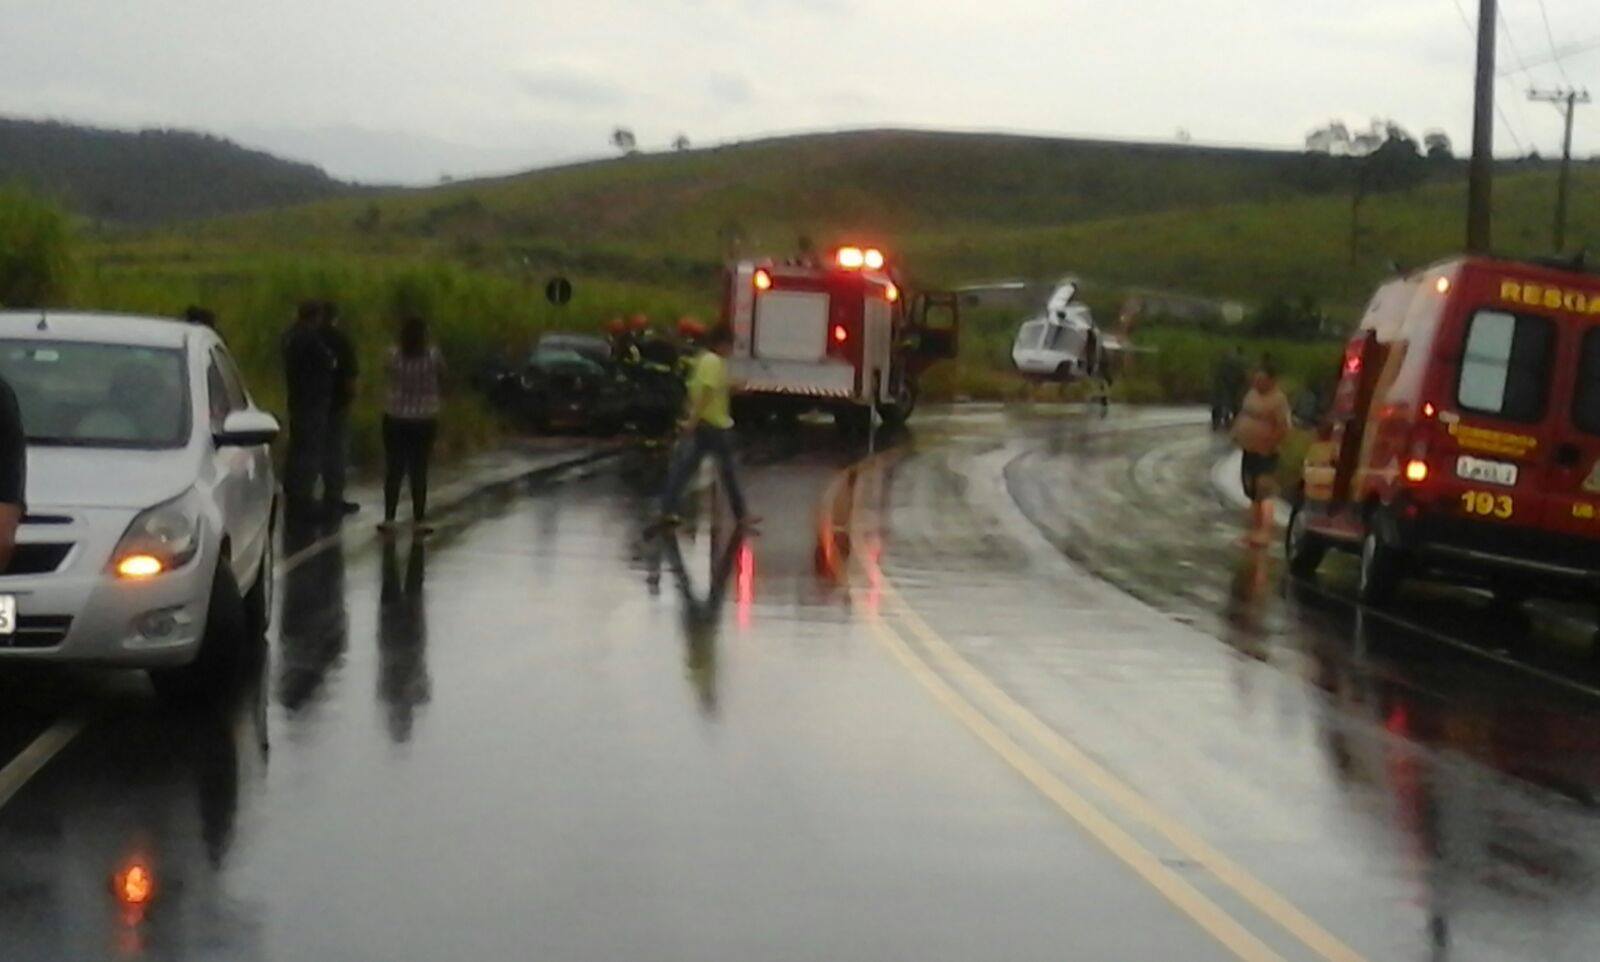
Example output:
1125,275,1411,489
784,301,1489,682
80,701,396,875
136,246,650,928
0,595,14,636
1456,455,1518,487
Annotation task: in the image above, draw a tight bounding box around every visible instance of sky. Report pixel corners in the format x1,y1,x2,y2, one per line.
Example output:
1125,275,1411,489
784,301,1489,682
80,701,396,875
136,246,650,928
1,0,1595,185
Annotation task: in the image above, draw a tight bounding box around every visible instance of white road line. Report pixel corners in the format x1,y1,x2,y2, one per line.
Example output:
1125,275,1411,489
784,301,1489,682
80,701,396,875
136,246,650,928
0,718,87,811
0,445,616,817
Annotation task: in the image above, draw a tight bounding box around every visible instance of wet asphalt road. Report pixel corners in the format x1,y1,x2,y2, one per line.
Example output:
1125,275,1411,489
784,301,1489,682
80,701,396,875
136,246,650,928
4,407,1600,961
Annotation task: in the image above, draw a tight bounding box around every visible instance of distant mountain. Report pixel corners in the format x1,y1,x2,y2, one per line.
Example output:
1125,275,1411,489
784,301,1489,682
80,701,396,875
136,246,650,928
0,117,356,224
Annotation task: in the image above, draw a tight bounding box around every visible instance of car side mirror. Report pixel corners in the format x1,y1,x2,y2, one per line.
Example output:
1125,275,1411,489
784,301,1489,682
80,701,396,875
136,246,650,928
215,410,280,448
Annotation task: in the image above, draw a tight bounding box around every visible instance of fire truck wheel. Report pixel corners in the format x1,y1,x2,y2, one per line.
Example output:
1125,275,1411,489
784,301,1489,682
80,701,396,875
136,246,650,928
1285,504,1327,578
1358,528,1401,606
833,408,871,437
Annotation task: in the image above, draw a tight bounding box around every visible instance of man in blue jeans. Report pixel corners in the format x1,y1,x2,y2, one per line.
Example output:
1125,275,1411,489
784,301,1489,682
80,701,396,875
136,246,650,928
658,324,752,527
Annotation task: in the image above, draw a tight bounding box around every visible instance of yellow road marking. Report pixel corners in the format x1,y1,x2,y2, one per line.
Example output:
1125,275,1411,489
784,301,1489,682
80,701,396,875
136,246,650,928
841,450,1371,962
862,608,1286,962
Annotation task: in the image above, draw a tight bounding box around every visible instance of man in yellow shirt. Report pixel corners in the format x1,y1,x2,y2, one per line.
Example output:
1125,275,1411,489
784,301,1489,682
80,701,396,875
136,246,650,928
658,324,752,526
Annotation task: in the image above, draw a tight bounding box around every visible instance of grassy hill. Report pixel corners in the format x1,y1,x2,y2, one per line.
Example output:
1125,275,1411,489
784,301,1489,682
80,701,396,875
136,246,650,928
49,128,1599,450
0,117,353,224
94,128,1595,307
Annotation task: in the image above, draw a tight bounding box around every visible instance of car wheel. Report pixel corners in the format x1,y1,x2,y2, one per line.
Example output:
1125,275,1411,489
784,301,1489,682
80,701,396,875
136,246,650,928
150,563,248,703
1285,503,1327,579
1358,528,1400,607
243,535,273,635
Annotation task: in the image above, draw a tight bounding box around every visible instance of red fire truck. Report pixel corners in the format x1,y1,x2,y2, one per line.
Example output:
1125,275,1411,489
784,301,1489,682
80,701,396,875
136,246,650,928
721,246,958,430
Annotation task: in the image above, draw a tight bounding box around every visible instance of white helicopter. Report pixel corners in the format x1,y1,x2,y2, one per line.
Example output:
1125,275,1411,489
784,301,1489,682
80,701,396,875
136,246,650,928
959,277,1137,384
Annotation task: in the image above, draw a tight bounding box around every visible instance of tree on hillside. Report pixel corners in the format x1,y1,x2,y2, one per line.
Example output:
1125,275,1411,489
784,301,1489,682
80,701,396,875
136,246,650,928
611,127,638,155
1305,121,1353,156
0,187,73,308
1349,122,1427,265
1424,130,1454,161
672,133,691,151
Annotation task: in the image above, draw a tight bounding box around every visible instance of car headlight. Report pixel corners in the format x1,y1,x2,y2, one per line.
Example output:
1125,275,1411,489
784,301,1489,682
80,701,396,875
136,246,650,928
111,490,203,579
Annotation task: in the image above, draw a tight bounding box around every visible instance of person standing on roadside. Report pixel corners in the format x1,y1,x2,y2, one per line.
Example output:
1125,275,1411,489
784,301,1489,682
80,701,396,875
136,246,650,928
380,316,446,535
184,305,219,336
321,300,360,517
1211,345,1246,430
1231,356,1293,548
281,300,336,521
657,324,753,528
0,369,26,573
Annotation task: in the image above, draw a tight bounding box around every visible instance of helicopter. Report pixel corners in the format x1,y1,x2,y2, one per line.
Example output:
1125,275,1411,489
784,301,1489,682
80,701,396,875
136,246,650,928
960,278,1138,384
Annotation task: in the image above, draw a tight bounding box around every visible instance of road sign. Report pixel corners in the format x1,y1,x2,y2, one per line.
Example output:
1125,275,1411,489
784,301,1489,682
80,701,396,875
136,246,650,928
545,276,573,306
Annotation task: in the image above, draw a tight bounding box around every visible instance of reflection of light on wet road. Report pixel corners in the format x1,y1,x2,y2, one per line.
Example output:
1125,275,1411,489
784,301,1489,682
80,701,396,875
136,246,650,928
835,446,1372,962
737,541,754,629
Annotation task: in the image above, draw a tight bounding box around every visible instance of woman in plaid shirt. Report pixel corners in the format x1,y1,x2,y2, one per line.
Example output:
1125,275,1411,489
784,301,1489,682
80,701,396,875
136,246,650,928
380,315,446,533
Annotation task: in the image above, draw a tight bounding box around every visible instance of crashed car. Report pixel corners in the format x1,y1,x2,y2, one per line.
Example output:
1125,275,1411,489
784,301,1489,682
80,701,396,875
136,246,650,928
483,333,685,435
503,334,630,433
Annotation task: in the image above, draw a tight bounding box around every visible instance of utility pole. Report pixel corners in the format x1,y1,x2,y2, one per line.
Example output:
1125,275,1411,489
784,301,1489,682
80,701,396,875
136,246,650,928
1530,87,1592,252
1467,0,1497,253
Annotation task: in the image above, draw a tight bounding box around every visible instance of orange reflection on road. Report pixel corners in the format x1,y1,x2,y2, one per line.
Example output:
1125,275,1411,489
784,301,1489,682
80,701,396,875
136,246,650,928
737,541,755,629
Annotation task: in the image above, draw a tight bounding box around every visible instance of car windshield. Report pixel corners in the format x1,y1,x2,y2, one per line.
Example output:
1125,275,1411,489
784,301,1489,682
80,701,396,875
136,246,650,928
536,335,610,364
0,339,190,448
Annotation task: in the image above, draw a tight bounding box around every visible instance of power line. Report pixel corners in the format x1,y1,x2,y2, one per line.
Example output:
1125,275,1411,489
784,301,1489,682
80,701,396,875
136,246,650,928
1449,0,1529,153
1498,34,1600,75
1534,0,1575,85
1497,5,1538,81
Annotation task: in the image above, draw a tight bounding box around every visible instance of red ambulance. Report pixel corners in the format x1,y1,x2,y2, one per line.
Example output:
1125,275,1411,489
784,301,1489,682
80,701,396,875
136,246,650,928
1289,255,1600,613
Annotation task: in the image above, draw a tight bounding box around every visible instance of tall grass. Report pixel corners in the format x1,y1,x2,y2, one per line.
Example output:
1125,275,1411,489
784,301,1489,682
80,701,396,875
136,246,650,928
71,256,708,468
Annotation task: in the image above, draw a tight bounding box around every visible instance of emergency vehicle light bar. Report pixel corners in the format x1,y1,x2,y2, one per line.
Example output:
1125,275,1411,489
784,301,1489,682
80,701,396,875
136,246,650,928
834,247,886,271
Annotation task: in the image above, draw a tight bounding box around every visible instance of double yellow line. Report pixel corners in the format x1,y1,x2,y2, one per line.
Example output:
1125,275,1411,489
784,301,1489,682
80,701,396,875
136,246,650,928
839,452,1369,962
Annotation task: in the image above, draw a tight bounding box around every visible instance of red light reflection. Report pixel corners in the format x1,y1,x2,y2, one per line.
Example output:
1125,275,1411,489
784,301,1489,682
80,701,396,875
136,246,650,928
737,542,755,628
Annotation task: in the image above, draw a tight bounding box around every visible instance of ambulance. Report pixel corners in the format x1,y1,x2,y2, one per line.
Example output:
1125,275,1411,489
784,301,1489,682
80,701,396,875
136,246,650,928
1289,255,1600,611
722,246,958,430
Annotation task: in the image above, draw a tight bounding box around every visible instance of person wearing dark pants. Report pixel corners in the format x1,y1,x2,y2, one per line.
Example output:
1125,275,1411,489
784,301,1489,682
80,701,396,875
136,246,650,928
379,315,445,534
657,324,752,526
382,417,437,530
320,300,360,516
281,300,336,520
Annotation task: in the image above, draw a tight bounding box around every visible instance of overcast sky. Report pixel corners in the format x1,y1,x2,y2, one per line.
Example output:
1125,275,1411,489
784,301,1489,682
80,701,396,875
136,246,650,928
1,0,1595,184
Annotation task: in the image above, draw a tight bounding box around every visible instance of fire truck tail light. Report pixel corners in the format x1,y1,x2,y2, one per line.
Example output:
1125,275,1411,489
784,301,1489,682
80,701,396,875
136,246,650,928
1404,459,1429,483
864,248,885,270
753,269,772,291
832,324,849,344
836,247,865,270
1343,354,1362,376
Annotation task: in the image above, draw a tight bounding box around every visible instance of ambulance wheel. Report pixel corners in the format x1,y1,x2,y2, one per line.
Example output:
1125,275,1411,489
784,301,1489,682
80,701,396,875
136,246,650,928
1285,503,1327,579
1358,529,1401,606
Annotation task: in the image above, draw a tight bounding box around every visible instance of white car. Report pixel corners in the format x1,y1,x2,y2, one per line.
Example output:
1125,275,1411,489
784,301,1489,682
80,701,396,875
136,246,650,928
0,312,278,697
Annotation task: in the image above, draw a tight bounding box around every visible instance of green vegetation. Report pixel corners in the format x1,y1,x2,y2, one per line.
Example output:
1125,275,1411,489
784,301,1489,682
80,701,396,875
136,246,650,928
0,185,74,308
4,129,1595,462
0,117,348,225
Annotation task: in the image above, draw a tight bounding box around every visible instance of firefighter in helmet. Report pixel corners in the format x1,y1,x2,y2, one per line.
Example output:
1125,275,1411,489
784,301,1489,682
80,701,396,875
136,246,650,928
605,316,640,366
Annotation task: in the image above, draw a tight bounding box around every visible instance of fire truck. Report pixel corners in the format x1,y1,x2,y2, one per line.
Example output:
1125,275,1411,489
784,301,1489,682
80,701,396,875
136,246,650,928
721,246,959,430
